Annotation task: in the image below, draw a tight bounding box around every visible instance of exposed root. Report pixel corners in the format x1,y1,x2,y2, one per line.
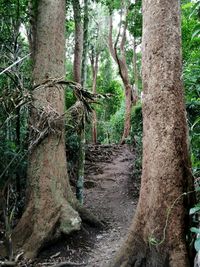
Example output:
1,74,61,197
13,200,82,259
59,203,81,235
0,260,16,266
76,204,105,229
50,261,87,267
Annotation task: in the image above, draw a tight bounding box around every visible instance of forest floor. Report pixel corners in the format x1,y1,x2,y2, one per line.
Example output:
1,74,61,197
32,144,140,266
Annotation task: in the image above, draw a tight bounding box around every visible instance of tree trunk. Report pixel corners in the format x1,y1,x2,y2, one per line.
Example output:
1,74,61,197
81,0,89,87
109,0,194,266
91,52,99,144
72,0,83,84
72,0,86,204
108,15,134,144
121,84,132,145
76,122,85,205
13,0,82,258
132,38,139,99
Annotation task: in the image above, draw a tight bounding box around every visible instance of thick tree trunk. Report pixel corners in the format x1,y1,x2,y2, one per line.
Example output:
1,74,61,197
13,0,82,258
72,0,83,84
109,0,194,266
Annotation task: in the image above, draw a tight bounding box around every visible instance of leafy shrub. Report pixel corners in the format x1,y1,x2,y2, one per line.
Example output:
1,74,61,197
130,104,143,180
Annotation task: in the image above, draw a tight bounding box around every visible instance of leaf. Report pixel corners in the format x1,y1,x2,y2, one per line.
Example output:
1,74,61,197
189,1,200,19
192,28,200,40
195,238,200,252
190,206,200,215
190,227,200,234
191,22,200,39
191,117,200,131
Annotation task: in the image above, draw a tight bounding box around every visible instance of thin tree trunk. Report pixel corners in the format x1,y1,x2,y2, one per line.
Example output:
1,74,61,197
81,0,89,87
72,0,83,84
108,14,134,144
122,84,132,144
13,0,82,258
109,0,194,266
76,123,85,204
15,107,21,204
132,38,139,99
72,0,85,204
91,52,99,144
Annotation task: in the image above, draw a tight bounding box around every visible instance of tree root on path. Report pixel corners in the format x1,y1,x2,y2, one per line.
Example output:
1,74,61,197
0,261,16,266
49,261,87,267
75,203,106,229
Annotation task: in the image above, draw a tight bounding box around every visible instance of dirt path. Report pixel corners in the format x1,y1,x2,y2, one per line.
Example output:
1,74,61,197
84,144,138,266
37,144,139,267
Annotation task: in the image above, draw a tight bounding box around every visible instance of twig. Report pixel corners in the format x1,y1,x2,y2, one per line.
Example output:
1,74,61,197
0,53,31,76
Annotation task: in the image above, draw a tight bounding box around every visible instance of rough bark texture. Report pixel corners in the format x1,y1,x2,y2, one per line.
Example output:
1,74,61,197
72,0,83,84
109,0,193,266
108,15,134,144
13,0,82,258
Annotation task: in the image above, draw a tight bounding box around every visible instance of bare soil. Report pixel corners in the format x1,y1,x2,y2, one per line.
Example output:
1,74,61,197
19,144,140,266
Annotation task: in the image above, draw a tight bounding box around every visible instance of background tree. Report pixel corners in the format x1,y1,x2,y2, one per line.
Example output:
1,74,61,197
81,0,89,87
88,4,107,143
71,0,86,203
107,0,142,144
72,0,83,84
110,0,194,266
108,7,134,144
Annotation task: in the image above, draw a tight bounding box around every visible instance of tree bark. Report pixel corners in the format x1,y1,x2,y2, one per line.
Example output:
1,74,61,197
72,0,86,204
132,38,139,100
72,0,83,84
90,50,99,144
13,0,82,258
108,15,134,144
81,0,89,87
109,0,194,266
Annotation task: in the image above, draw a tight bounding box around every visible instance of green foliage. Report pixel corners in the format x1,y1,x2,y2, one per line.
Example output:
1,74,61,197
97,79,123,120
108,102,142,145
182,3,200,62
183,2,200,253
190,204,200,215
97,0,121,12
195,238,200,252
189,203,200,252
0,0,31,220
130,104,142,179
181,1,200,178
127,0,142,39
187,102,200,176
108,102,125,143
